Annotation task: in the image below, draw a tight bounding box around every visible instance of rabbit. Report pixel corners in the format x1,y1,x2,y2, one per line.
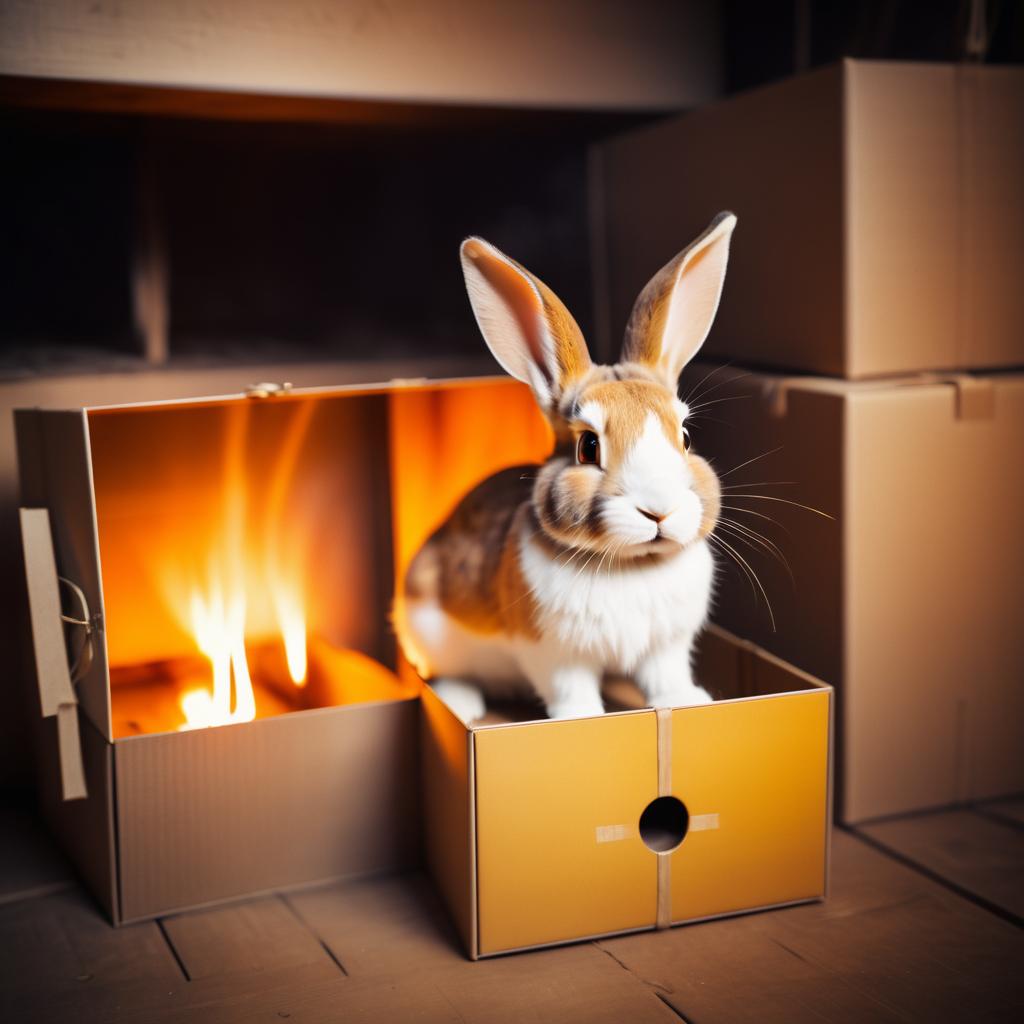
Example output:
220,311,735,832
394,212,735,723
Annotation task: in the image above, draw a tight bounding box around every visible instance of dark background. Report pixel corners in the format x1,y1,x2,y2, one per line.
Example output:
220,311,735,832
0,0,1021,791
2,0,1021,376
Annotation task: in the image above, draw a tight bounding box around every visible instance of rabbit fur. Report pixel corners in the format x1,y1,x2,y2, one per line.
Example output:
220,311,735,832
395,212,736,722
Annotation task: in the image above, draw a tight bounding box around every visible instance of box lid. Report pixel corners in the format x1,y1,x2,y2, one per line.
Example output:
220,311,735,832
16,408,113,739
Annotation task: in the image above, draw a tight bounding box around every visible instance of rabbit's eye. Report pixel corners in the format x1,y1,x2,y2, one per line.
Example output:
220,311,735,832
577,431,601,466
682,425,692,451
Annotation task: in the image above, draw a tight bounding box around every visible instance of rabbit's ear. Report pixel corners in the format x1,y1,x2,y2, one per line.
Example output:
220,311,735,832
621,212,736,384
461,237,590,409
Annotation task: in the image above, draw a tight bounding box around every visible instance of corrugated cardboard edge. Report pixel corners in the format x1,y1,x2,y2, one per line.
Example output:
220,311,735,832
80,373,514,414
475,899,824,961
825,679,835,900
420,684,478,958
113,862,407,927
469,731,480,960
840,58,854,379
33,710,120,922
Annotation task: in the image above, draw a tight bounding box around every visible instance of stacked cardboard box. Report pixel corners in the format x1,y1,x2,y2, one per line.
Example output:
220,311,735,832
595,59,1024,821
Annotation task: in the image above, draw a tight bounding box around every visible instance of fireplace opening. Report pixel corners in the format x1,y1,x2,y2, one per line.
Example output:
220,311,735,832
2,105,643,376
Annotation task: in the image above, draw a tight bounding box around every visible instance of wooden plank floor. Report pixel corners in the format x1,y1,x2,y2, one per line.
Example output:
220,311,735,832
1,799,1021,1023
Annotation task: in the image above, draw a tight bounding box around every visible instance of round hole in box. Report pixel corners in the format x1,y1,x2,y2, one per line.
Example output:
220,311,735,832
639,796,689,853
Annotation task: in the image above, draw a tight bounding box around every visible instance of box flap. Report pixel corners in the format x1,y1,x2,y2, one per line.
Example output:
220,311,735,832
15,409,112,741
692,363,1009,422
420,684,477,957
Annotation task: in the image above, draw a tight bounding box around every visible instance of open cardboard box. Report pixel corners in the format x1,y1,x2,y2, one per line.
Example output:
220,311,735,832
423,622,832,959
676,365,1024,823
17,373,832,942
15,376,551,923
594,60,1024,378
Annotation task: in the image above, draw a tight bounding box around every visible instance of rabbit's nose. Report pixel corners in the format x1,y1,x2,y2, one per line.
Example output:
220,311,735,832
637,508,667,524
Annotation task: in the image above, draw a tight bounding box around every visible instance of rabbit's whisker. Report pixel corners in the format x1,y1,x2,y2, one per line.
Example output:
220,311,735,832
721,495,833,519
684,366,749,410
718,446,784,480
593,537,625,580
707,534,759,603
719,504,792,537
684,413,732,428
716,519,794,585
571,543,605,585
709,533,777,632
720,480,795,490
682,362,733,407
687,394,751,414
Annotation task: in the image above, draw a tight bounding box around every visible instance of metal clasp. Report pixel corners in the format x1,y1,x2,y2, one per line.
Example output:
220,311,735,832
246,382,294,399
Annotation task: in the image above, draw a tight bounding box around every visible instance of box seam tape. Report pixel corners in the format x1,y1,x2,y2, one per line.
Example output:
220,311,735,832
656,707,672,929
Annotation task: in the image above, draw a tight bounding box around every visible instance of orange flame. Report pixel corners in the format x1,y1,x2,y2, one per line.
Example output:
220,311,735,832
264,401,315,688
176,400,316,730
179,578,255,730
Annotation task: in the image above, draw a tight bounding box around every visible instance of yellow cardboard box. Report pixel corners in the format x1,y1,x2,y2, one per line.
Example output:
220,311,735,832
423,624,832,958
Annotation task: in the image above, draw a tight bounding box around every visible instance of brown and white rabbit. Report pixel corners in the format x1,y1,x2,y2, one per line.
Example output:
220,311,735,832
395,212,735,722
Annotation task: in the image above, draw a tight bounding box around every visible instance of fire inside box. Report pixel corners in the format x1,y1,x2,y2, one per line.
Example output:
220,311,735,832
91,380,552,738
17,377,553,922
98,398,402,739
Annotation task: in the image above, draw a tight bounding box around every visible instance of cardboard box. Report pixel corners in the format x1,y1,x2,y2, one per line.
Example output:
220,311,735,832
15,376,553,923
593,60,1024,378
676,365,1024,822
422,624,832,959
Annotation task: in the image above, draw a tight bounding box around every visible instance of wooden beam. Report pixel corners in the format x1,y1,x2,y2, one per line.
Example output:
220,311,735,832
0,1,721,112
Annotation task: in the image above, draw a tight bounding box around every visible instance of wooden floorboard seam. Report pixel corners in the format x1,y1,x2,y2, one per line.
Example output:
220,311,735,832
0,878,74,907
973,805,1024,834
156,916,192,981
278,892,349,977
847,798,1024,830
844,825,1024,929
654,991,694,1023
595,936,702,1022
593,940,675,997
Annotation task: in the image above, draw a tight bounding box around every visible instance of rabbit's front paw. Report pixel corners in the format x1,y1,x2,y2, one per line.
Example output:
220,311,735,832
432,679,486,724
547,694,605,720
646,683,713,709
